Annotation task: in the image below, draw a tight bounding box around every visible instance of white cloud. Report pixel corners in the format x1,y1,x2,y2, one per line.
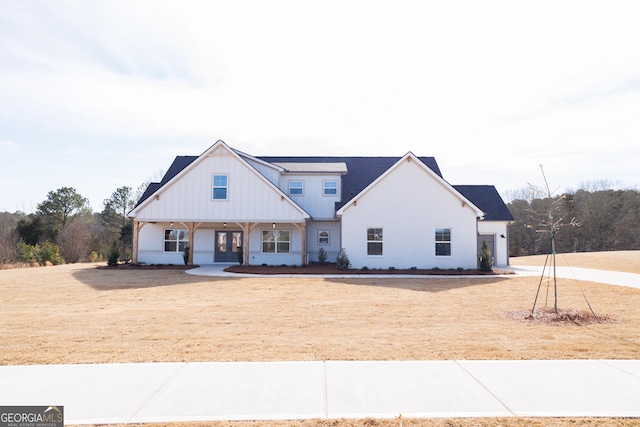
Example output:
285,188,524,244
1,0,639,211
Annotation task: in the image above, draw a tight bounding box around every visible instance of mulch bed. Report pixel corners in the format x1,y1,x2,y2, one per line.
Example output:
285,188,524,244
97,263,198,270
225,263,512,275
503,308,619,325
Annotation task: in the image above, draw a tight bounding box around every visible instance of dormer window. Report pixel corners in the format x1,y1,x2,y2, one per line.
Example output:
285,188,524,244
289,181,303,196
323,181,338,196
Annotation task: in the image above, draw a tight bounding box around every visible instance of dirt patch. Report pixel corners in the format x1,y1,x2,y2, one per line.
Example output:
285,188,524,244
503,308,619,326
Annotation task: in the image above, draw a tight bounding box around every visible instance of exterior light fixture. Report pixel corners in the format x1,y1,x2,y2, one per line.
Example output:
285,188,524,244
272,223,276,230
170,222,174,228
223,222,227,228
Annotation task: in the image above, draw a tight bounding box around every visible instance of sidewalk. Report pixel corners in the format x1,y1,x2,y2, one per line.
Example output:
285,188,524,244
1,360,639,424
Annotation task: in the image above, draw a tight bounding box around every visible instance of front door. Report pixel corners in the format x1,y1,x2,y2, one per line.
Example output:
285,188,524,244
215,231,242,263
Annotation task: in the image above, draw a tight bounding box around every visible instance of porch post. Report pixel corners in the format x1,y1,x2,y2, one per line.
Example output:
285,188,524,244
243,222,250,266
293,221,307,265
301,221,307,265
240,222,260,266
132,221,148,264
188,222,195,265
132,220,140,264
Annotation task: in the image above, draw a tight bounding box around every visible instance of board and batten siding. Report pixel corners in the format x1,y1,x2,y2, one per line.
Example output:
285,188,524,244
134,147,307,223
339,157,480,269
306,220,342,263
279,173,341,220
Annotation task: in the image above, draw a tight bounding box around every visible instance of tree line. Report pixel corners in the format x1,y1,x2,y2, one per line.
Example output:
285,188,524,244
0,185,143,266
506,183,640,257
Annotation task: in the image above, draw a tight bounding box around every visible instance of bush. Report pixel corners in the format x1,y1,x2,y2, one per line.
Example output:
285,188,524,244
237,246,243,265
183,246,190,265
120,248,132,263
88,251,103,262
479,240,493,272
19,241,64,266
336,249,351,270
35,242,65,266
317,247,327,264
107,240,120,267
17,242,37,263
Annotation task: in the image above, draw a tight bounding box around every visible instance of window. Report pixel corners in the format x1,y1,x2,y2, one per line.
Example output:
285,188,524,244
367,227,383,255
318,230,330,245
289,181,303,196
323,181,338,196
262,230,291,253
435,228,451,256
213,174,228,200
164,229,189,252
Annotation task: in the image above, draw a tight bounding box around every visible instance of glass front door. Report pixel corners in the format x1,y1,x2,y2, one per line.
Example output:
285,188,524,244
215,231,242,262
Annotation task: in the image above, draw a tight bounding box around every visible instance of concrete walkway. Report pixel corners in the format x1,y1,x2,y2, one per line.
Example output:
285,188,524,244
2,360,640,424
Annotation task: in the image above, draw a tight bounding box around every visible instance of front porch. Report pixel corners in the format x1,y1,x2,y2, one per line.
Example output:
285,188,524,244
132,220,308,266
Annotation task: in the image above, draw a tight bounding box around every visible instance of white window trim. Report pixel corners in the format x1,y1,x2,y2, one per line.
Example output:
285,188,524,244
317,230,330,245
366,227,383,256
261,229,292,254
288,180,304,196
212,174,229,201
322,180,339,197
164,229,189,252
435,227,452,257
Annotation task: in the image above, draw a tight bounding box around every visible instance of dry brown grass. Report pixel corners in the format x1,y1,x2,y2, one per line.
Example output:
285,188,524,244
510,250,640,274
1,256,640,365
3,252,640,427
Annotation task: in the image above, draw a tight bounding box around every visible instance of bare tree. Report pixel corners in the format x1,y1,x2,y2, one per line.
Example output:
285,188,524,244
57,214,94,263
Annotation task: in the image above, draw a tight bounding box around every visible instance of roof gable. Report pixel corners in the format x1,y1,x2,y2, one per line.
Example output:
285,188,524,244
130,140,310,219
336,152,483,217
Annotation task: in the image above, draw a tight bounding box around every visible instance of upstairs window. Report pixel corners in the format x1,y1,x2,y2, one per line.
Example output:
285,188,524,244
213,174,228,200
323,181,338,196
289,181,304,196
164,229,189,252
367,227,383,256
435,228,451,256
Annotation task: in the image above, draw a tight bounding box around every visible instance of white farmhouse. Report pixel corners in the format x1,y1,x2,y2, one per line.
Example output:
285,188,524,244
129,140,513,269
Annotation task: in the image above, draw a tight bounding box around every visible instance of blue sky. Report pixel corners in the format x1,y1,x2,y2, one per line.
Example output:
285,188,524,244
1,1,639,213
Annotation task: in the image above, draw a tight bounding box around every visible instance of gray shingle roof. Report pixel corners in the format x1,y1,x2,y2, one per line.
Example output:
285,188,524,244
134,153,513,222
454,185,514,221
